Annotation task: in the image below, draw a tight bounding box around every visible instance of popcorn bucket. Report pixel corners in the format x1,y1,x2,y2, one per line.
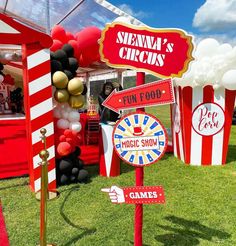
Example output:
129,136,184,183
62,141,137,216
99,124,120,176
171,85,236,165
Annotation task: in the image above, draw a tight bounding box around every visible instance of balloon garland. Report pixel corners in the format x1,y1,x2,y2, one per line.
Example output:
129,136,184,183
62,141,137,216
50,24,102,185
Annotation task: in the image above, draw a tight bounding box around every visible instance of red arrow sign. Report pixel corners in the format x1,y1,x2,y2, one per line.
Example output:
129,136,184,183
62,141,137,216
102,78,175,113
101,185,165,204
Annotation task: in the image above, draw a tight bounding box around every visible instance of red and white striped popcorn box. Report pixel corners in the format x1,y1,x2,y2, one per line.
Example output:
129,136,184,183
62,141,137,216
171,85,236,165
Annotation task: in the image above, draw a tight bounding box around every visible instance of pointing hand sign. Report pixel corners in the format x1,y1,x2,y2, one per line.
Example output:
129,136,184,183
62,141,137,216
101,186,125,204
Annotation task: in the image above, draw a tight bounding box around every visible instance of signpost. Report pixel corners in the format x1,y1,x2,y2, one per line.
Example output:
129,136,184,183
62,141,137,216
102,78,175,113
103,112,168,246
99,20,194,246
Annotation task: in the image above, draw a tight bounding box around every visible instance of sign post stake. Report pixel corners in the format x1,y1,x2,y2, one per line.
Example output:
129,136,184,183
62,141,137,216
135,72,145,246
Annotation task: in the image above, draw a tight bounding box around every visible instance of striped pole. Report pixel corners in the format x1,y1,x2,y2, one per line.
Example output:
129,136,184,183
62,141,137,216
22,42,56,192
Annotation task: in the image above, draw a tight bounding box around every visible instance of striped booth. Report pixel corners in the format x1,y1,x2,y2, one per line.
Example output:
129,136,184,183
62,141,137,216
0,13,56,192
171,85,236,165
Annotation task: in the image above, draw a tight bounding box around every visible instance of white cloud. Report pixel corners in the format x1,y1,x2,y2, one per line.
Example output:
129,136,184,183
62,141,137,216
193,0,236,32
192,32,236,46
118,4,150,19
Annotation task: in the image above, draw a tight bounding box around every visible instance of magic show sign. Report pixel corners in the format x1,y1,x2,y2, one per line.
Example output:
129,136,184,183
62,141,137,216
99,22,194,78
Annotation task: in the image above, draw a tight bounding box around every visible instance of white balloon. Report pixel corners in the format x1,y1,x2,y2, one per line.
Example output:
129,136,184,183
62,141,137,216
61,110,69,119
221,70,236,90
60,102,69,109
68,111,80,122
195,38,220,58
217,43,232,55
213,84,221,90
53,108,61,119
57,119,70,129
206,70,216,84
69,122,82,132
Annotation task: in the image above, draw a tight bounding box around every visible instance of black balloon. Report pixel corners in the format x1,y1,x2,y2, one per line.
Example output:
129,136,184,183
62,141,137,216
62,44,74,57
63,70,74,80
74,146,81,157
78,169,88,182
70,175,77,183
71,167,79,176
59,159,73,173
60,174,69,185
81,84,88,95
0,63,4,71
56,146,88,186
68,57,79,72
75,158,84,169
54,49,69,69
51,60,63,73
50,51,56,60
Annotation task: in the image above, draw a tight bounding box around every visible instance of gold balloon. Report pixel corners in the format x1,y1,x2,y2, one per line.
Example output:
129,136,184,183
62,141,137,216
52,71,68,89
69,95,85,108
54,89,70,103
67,78,84,95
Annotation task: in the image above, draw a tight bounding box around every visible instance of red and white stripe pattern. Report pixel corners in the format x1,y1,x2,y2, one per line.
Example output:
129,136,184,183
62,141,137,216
99,124,120,177
22,43,56,192
171,85,236,165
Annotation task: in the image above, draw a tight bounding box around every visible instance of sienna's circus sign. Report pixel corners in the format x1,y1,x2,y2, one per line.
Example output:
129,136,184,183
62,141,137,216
99,22,194,78
113,112,168,166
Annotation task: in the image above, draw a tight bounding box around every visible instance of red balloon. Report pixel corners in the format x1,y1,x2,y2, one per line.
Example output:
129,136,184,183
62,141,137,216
50,39,63,52
59,135,66,142
51,25,67,43
64,129,73,138
3,74,14,85
66,31,75,42
75,134,82,145
81,42,100,64
66,137,73,145
79,54,91,67
76,26,101,50
57,142,72,156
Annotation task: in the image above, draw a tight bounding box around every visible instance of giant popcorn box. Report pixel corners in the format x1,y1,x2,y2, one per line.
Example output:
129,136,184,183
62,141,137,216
171,85,236,165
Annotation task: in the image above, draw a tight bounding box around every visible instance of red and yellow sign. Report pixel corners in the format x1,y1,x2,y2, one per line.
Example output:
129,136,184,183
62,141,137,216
99,22,194,78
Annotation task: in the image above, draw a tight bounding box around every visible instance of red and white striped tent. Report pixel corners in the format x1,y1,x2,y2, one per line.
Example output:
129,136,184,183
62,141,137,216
0,13,56,192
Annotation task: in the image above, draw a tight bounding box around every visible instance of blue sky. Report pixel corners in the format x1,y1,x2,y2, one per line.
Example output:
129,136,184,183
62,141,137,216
108,0,236,45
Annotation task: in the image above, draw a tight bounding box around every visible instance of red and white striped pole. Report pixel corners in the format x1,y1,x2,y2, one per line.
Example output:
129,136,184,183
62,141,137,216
22,42,56,192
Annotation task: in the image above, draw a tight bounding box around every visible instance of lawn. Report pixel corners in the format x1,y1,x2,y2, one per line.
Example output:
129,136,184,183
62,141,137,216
0,105,236,246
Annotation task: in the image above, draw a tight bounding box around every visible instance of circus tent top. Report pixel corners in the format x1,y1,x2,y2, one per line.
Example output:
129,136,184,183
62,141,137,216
0,0,144,34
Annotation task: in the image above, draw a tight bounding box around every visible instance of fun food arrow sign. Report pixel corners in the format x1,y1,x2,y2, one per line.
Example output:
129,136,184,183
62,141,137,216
99,22,194,78
102,78,174,113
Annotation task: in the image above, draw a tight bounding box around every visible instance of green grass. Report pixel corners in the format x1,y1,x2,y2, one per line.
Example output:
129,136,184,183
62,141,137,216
0,107,236,246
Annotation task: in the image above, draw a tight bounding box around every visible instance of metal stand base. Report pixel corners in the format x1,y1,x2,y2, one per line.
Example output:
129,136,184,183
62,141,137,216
35,190,59,201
